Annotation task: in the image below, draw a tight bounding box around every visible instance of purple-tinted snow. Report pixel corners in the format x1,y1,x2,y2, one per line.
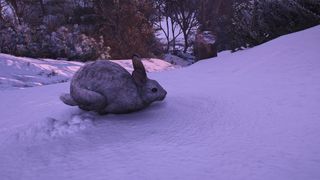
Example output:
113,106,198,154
0,26,319,180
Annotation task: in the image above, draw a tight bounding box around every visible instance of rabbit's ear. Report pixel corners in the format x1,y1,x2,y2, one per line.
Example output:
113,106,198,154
132,54,147,86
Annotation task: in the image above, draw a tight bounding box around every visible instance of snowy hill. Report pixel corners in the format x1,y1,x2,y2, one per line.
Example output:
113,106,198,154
0,26,320,180
0,54,176,90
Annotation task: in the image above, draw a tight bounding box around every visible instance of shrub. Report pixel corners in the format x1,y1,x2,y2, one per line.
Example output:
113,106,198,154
0,24,110,61
231,0,320,50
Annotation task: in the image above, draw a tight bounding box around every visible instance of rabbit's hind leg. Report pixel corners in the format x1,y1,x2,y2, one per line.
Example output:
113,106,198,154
60,93,78,106
72,86,107,112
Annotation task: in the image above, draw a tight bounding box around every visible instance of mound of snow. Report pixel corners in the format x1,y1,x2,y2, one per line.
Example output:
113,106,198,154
0,54,177,90
0,26,320,180
0,54,82,89
112,58,177,73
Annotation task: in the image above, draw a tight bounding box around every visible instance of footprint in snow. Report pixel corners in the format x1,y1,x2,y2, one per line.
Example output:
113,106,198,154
15,112,96,140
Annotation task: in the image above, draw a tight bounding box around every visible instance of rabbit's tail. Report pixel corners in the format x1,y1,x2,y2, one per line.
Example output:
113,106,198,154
60,93,78,106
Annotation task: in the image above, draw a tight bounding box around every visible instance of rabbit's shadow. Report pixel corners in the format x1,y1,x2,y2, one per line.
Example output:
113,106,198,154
100,100,169,121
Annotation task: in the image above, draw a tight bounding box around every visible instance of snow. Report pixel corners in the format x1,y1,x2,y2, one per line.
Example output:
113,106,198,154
0,25,320,180
112,58,177,73
0,54,176,90
0,54,82,89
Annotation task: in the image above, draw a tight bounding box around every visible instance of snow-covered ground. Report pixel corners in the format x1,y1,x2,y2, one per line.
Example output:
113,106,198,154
0,26,320,180
0,54,176,90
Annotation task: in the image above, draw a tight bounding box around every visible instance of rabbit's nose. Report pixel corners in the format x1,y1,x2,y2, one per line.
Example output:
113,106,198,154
160,91,167,101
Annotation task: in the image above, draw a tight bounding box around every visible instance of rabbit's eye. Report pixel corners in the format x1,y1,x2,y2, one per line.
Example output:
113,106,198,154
151,88,158,93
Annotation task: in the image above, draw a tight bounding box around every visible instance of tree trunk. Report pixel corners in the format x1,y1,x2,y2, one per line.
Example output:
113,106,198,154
171,19,176,51
39,0,46,16
165,16,170,52
183,31,188,53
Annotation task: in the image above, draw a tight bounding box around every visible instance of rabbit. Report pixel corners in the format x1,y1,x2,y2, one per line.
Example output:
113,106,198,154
60,54,167,114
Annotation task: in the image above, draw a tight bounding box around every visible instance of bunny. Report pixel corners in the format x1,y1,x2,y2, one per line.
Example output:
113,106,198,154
60,55,167,114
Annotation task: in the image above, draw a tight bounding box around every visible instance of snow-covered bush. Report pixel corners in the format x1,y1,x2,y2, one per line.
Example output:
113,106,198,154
0,24,110,61
49,25,110,61
231,0,320,50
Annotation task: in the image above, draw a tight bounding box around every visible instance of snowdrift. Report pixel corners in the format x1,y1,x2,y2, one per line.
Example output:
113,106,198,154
0,54,176,90
0,26,320,180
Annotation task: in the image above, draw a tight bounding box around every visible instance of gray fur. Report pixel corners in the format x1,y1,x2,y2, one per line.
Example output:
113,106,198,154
60,93,77,106
60,55,167,114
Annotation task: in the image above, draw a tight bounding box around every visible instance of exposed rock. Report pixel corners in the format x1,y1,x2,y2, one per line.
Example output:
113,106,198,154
194,31,217,61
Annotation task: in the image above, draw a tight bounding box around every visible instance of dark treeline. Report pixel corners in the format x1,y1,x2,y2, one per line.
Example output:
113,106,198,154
0,0,319,61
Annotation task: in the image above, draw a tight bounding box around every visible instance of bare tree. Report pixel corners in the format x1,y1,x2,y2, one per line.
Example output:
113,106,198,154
5,0,24,24
4,0,41,25
153,0,182,52
169,0,199,53
169,15,181,51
